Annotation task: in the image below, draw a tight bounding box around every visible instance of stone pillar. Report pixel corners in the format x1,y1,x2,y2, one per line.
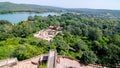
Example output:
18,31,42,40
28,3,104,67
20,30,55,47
47,50,57,68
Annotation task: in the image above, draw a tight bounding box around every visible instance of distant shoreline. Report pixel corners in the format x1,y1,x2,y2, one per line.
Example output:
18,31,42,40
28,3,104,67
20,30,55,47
0,11,60,14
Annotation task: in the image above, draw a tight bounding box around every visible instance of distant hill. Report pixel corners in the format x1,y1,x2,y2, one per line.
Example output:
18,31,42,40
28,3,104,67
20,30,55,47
0,2,120,19
0,2,64,13
65,8,120,19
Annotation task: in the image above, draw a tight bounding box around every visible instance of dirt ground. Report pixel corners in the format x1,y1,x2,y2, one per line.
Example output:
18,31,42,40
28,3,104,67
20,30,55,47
9,55,41,68
56,57,104,68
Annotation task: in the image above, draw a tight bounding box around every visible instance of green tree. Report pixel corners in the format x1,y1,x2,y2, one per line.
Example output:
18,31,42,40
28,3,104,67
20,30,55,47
112,34,120,46
75,39,88,51
53,36,69,55
88,28,102,40
81,51,98,64
0,32,13,41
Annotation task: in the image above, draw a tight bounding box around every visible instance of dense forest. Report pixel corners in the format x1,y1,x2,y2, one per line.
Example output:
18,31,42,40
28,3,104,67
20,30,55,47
0,13,120,67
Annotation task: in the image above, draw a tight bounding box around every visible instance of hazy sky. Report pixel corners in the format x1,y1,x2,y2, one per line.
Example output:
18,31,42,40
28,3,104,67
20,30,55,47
0,0,120,10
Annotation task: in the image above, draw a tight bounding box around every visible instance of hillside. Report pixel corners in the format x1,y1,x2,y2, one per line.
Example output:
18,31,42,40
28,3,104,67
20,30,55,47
0,2,64,13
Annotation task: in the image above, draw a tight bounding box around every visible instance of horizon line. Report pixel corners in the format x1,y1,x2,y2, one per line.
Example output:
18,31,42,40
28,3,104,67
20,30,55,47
0,1,120,11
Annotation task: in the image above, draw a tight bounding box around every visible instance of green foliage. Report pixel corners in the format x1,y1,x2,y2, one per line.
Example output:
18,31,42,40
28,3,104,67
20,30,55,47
75,39,88,51
38,64,47,68
53,36,69,55
0,45,14,59
0,13,120,67
0,20,11,25
112,34,120,46
99,44,120,67
88,28,102,40
11,21,36,38
0,32,13,41
0,20,13,41
12,44,43,61
0,37,43,61
81,51,98,64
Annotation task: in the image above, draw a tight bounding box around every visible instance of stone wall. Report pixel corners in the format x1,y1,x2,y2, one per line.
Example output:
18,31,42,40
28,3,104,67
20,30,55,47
0,58,18,67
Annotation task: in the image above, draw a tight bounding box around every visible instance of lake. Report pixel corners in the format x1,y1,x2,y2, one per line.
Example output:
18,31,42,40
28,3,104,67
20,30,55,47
0,12,59,23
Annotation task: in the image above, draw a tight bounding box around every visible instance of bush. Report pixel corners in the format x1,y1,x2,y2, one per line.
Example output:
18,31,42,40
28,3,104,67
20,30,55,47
12,44,43,61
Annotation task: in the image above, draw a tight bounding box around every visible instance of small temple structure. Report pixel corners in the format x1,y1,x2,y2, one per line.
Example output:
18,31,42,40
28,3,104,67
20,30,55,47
34,26,62,41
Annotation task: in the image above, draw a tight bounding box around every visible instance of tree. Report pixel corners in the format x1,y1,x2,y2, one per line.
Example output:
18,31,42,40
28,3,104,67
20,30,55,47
52,36,69,55
28,16,33,21
99,44,120,67
106,44,120,67
0,32,13,41
80,51,98,64
112,34,120,46
88,28,102,40
82,28,88,37
37,40,51,53
12,21,35,38
75,39,88,51
0,20,11,25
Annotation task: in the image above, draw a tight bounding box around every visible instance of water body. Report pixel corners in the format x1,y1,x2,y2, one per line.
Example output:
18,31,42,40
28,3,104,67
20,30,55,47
0,12,59,23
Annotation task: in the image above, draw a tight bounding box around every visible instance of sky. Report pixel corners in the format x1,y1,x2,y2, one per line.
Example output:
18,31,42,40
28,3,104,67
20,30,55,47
0,0,120,10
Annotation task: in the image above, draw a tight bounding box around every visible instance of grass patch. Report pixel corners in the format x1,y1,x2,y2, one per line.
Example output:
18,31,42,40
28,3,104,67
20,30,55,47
38,63,47,68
